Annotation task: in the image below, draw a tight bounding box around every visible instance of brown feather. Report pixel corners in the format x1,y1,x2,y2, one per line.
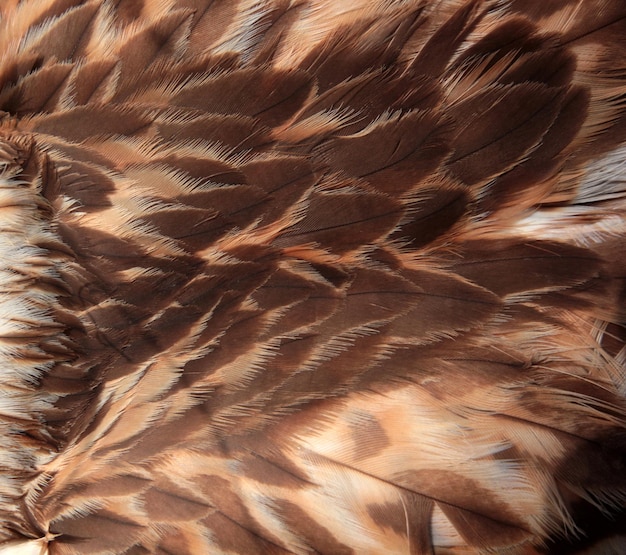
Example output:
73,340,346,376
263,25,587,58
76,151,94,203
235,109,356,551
0,1,625,554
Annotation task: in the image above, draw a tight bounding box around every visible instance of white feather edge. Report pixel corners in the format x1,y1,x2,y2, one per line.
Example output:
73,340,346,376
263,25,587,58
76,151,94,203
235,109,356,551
0,166,61,521
0,172,60,408
0,539,48,555
515,145,626,246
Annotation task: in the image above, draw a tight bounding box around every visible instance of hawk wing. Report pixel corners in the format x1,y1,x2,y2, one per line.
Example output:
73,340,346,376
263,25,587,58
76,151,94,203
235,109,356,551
0,1,625,553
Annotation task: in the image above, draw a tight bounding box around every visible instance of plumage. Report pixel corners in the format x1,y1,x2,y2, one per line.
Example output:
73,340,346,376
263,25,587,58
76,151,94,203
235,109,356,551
0,0,625,553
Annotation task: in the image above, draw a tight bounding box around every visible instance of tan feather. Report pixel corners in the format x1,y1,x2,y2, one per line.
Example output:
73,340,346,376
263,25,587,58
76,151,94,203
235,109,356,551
0,1,625,553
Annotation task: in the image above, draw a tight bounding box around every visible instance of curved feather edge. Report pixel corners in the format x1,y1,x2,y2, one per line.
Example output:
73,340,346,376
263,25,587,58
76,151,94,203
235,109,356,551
0,0,624,554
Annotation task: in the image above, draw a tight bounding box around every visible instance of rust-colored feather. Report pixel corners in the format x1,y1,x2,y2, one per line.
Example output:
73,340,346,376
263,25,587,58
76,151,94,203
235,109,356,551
0,1,625,554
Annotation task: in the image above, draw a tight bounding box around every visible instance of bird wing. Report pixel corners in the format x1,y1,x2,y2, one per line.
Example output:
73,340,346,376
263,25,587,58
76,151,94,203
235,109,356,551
0,1,625,553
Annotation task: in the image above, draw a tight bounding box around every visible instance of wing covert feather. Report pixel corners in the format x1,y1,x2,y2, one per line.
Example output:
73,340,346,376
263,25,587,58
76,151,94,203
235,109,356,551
0,1,625,554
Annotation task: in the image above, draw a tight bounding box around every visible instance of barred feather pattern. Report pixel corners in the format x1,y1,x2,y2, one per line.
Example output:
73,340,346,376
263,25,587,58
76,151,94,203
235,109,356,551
0,0,625,553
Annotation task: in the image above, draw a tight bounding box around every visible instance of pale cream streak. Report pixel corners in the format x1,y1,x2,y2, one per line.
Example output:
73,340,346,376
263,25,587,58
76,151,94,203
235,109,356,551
0,164,61,542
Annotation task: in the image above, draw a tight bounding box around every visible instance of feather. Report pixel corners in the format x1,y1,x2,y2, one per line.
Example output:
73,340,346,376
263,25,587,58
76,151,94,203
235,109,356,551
0,1,625,554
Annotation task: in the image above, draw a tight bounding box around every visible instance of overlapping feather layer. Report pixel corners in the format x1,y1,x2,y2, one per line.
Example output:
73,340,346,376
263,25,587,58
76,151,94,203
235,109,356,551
0,1,625,553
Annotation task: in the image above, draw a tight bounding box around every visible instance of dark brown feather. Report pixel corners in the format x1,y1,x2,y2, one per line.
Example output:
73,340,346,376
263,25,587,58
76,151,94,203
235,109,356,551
0,1,625,554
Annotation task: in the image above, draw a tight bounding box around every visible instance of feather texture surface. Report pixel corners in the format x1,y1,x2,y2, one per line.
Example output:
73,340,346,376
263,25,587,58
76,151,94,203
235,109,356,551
0,0,625,553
